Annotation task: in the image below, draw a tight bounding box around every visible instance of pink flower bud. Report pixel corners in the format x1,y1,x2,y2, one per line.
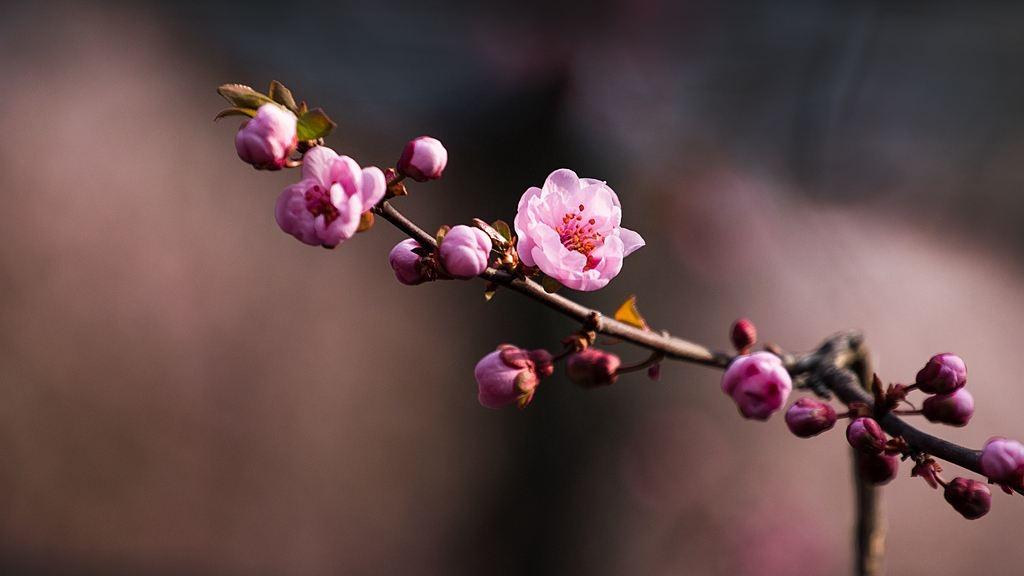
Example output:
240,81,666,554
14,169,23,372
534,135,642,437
397,136,447,182
943,477,992,520
730,318,757,353
439,225,492,278
856,452,899,485
921,388,974,427
566,348,621,388
388,239,430,286
721,352,792,420
784,398,837,438
474,344,551,409
915,353,967,394
846,417,887,454
980,437,1024,491
235,103,297,170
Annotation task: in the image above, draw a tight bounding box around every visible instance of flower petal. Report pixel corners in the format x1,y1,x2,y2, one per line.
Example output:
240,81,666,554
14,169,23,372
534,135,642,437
301,146,339,186
619,227,645,257
359,166,386,209
543,168,580,197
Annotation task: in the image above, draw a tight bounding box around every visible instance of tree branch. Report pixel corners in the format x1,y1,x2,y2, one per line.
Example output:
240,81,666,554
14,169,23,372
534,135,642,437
375,200,1011,492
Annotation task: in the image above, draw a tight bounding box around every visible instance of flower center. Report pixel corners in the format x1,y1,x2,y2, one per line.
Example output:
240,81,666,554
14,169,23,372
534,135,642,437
556,203,603,270
304,184,338,223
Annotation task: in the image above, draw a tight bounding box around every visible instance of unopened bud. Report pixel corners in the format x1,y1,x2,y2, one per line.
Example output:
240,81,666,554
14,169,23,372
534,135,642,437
915,353,967,394
439,225,492,278
846,417,887,454
785,398,837,438
720,352,792,420
730,318,757,353
980,437,1024,491
943,477,992,520
922,388,974,427
388,239,430,286
566,348,621,388
398,136,447,182
235,103,297,170
474,344,551,409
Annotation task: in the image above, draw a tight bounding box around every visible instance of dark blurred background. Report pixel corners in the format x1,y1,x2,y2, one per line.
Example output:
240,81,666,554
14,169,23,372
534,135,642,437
3,1,1024,574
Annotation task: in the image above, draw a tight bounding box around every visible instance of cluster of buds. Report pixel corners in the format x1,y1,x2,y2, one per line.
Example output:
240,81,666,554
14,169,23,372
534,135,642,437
718,335,1013,519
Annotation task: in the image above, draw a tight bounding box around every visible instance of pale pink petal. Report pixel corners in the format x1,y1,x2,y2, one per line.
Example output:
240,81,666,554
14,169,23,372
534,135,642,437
275,181,319,246
542,168,581,197
318,193,362,247
332,155,363,198
360,167,386,209
619,227,645,256
301,146,339,186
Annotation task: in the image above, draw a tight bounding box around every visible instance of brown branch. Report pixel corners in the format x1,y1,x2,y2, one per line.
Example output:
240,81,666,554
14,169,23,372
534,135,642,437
375,200,1012,493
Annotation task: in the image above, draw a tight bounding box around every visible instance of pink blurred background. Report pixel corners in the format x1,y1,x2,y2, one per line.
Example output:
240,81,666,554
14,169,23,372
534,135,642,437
2,1,1024,574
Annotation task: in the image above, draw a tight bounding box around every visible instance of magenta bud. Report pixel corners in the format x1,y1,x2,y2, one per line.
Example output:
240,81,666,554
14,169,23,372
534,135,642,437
846,417,887,454
388,239,430,286
730,318,757,352
235,103,297,170
980,437,1024,491
785,398,837,438
439,225,492,278
856,451,899,485
915,353,967,394
922,388,974,427
566,348,621,388
474,344,551,409
943,477,992,520
721,352,792,421
397,136,448,182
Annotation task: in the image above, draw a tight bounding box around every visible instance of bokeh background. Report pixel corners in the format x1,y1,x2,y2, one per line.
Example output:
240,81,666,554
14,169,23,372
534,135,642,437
2,1,1024,574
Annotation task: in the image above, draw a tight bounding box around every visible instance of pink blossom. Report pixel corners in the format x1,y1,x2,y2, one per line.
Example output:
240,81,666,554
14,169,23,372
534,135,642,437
439,225,492,278
514,169,644,291
566,348,621,388
980,437,1024,491
388,239,430,286
721,352,792,420
275,146,385,248
397,136,447,181
235,103,297,170
474,345,553,409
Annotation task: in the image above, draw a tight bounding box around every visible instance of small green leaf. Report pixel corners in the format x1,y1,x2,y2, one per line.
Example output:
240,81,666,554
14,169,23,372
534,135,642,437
491,220,513,242
268,80,298,112
217,83,274,109
213,107,257,121
297,108,336,141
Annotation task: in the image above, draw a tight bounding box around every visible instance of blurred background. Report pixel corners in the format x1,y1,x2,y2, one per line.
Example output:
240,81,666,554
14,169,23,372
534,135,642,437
2,0,1024,574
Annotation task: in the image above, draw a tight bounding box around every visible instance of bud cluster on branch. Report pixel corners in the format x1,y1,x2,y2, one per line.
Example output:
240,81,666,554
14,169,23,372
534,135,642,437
216,80,1022,538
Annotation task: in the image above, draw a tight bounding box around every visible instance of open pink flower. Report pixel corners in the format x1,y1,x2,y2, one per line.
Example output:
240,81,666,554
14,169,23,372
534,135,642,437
275,146,385,248
514,169,644,291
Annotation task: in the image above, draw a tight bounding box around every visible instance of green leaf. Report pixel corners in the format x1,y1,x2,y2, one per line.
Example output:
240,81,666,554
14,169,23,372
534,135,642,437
217,83,274,109
296,108,336,141
213,107,257,121
268,80,298,113
435,225,451,246
491,220,513,242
